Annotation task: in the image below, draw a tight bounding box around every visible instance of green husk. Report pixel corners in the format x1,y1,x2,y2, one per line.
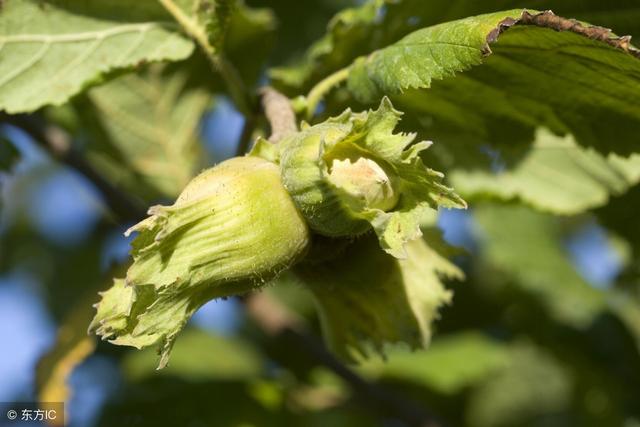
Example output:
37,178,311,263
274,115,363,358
90,156,310,367
253,97,466,258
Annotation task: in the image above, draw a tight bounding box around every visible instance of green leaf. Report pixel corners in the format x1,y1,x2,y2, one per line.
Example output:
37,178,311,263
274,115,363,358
466,342,571,427
90,156,310,368
269,0,384,92
474,204,640,368
167,0,239,53
359,332,508,395
448,128,640,214
122,328,262,382
345,9,640,155
222,2,276,87
76,64,211,200
200,0,236,52
0,0,194,113
474,204,606,327
254,0,347,66
294,233,463,362
163,0,275,88
272,0,640,93
346,9,525,99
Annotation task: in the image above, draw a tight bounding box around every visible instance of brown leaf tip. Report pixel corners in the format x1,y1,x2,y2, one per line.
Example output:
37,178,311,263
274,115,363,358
488,9,640,59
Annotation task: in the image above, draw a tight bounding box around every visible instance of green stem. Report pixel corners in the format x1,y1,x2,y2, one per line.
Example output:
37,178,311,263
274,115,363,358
159,0,252,115
306,67,350,120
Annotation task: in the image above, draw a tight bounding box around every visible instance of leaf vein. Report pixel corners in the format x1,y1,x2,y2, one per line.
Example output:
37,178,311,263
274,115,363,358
0,23,175,44
0,41,50,88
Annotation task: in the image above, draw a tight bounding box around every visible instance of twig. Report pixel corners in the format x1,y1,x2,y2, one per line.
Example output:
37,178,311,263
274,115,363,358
1,113,146,222
260,86,298,142
236,86,298,155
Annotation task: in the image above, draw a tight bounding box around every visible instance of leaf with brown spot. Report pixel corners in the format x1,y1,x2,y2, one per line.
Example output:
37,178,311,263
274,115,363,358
344,9,640,156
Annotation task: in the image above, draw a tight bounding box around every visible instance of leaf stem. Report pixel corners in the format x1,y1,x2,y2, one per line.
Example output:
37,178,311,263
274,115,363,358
236,87,298,155
306,66,350,120
159,0,252,115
